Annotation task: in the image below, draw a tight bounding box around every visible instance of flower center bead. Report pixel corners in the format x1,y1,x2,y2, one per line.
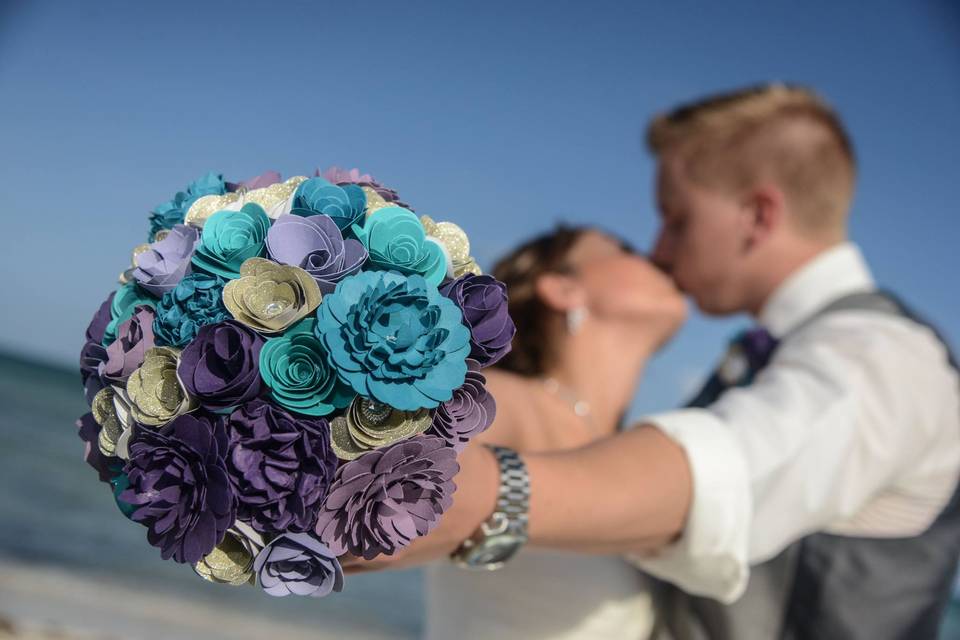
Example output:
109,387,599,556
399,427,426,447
264,301,286,317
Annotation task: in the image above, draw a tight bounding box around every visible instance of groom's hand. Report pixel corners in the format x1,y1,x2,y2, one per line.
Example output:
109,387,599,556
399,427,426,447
340,441,499,574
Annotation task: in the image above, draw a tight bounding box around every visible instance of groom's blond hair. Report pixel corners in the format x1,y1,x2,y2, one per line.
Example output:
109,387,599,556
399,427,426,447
647,84,856,237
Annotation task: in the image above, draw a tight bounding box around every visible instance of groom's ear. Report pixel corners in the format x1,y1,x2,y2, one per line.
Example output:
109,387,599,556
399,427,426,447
535,273,586,312
740,183,786,252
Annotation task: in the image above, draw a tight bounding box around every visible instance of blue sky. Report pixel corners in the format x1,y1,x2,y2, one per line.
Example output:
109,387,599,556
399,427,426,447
1,0,957,416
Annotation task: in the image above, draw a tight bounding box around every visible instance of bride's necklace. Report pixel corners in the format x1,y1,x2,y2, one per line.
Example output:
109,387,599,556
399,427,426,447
540,377,592,422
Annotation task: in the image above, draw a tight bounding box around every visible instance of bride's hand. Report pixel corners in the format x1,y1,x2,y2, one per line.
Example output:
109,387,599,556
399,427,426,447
340,442,499,574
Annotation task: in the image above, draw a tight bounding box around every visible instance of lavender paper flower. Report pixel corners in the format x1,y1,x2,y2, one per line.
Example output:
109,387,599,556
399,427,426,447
227,170,282,192
314,435,459,559
254,532,343,598
131,224,200,296
427,360,496,451
440,274,516,367
224,400,338,534
266,214,367,294
317,166,411,210
178,321,264,411
121,413,236,564
99,305,156,386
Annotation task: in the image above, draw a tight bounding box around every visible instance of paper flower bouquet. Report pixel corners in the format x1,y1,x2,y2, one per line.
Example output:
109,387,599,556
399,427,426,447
77,168,515,597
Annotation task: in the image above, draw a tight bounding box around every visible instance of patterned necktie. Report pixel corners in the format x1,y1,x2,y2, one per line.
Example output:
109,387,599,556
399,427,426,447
686,327,779,408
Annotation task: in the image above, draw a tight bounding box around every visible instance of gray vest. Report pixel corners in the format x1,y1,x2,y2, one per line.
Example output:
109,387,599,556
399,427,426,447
659,291,960,640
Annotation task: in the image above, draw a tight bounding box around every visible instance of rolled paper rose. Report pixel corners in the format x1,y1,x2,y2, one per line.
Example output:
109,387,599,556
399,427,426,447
266,214,367,294
153,272,231,348
191,204,271,278
316,271,470,410
77,412,121,483
222,258,322,333
224,399,338,534
329,396,433,461
149,171,226,241
254,532,344,598
427,360,496,452
352,207,447,286
315,435,459,559
125,346,198,426
440,273,516,367
103,282,157,347
120,412,236,564
178,321,264,411
194,522,264,586
258,318,354,416
291,177,367,233
99,305,156,386
131,224,200,296
317,166,412,211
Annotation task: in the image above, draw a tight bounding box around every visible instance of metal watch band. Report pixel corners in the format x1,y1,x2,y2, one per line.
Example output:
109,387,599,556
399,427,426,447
488,445,530,536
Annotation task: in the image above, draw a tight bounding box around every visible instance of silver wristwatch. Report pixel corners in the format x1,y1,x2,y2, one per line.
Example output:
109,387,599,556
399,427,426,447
450,445,530,571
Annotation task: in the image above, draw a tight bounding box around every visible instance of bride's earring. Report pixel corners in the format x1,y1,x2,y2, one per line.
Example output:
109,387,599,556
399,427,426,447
566,307,587,335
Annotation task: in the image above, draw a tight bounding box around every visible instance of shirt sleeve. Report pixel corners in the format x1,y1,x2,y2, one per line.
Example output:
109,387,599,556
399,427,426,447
629,313,957,603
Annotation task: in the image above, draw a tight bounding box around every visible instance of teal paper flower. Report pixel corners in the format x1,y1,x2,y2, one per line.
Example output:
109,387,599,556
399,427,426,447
191,204,271,279
291,177,366,233
258,318,355,416
153,272,231,347
148,171,226,241
352,207,447,286
316,271,470,410
102,282,157,346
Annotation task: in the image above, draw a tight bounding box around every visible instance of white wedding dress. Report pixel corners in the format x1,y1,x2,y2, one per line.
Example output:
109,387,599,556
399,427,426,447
424,547,655,639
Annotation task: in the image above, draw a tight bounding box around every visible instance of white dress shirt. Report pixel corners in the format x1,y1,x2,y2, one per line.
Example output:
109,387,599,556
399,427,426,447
632,243,960,603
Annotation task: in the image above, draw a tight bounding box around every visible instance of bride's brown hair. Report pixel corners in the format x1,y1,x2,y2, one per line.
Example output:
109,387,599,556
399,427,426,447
490,225,590,377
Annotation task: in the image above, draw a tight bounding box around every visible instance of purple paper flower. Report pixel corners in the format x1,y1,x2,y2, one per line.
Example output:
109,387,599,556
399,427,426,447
440,274,516,367
227,170,282,192
316,166,411,210
314,436,458,559
178,321,264,411
266,214,367,294
76,412,121,483
254,532,343,598
80,292,115,403
224,400,338,535
428,360,496,451
121,413,236,564
99,305,156,386
132,224,200,296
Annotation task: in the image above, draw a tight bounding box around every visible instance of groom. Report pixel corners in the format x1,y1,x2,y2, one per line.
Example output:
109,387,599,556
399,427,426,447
346,84,960,639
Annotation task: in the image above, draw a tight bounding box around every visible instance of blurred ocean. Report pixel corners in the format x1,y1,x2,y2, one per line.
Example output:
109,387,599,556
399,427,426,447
1,350,958,639
0,352,422,639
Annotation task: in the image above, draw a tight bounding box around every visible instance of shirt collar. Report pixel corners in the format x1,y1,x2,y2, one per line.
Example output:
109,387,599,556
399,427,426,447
758,242,875,337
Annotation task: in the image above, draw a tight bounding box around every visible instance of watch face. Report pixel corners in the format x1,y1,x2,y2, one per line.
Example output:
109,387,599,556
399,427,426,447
463,533,525,569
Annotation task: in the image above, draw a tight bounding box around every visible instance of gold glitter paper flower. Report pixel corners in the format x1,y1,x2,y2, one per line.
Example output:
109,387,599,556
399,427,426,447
92,385,139,459
222,258,322,334
420,215,482,278
362,186,393,218
184,176,308,227
193,522,263,586
125,346,197,426
92,386,123,458
330,396,432,460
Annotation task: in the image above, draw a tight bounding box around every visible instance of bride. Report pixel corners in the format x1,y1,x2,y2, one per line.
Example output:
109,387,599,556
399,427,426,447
424,225,686,639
